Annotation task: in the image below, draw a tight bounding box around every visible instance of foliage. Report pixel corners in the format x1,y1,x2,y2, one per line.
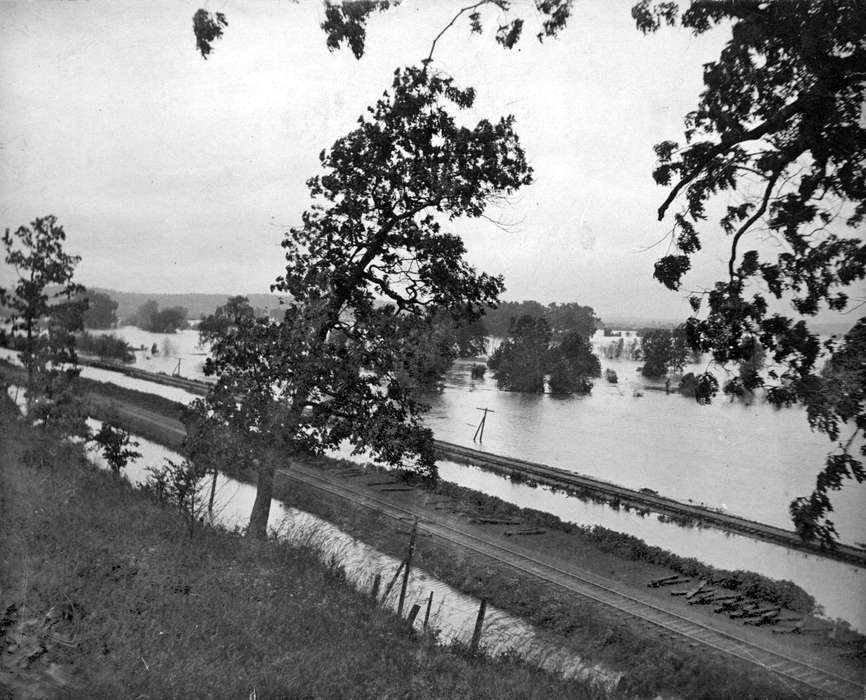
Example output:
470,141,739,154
192,9,227,59
79,290,118,329
126,299,188,334
0,215,88,438
200,65,531,536
787,319,866,545
635,0,866,543
488,315,551,392
194,1,575,61
75,332,135,362
91,422,141,476
197,295,256,345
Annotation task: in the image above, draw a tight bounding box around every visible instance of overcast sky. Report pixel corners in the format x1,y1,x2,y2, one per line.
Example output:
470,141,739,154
0,1,781,320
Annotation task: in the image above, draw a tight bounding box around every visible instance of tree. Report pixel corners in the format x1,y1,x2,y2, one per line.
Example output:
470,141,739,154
547,330,601,394
635,0,866,545
150,306,188,333
200,65,531,538
128,299,159,329
488,315,551,393
0,215,88,438
639,329,673,379
92,423,141,477
198,295,256,345
80,290,118,329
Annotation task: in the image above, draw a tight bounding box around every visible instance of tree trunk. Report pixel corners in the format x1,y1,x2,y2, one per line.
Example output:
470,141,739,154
247,456,275,539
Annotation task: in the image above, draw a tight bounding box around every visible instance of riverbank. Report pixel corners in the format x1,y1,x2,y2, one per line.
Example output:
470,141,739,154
0,402,601,699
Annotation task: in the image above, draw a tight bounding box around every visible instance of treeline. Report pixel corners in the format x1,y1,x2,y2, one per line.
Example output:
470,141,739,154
482,300,598,339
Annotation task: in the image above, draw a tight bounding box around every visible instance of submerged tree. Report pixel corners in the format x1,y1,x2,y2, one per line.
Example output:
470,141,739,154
200,66,531,537
635,0,866,545
547,330,600,394
488,315,551,393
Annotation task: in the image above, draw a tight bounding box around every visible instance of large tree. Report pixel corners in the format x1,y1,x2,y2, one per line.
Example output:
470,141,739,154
199,65,531,537
633,0,866,545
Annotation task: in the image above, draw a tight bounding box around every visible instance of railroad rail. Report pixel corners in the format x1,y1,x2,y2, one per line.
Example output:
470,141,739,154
279,462,864,700
434,441,866,568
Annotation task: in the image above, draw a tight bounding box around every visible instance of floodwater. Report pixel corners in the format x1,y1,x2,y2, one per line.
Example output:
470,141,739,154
81,419,621,690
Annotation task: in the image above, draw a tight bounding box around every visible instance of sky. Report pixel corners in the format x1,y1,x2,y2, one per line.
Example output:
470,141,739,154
1,0,845,322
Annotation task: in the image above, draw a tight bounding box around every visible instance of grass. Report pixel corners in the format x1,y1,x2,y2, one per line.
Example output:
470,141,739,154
0,403,604,699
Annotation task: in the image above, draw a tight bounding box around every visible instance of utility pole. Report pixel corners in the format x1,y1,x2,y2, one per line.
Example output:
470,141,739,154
473,407,494,442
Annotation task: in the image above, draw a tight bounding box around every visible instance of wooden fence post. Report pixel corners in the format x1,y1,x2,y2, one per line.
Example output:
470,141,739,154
407,604,421,626
396,519,417,617
207,468,218,521
381,560,405,604
423,591,434,630
469,597,487,656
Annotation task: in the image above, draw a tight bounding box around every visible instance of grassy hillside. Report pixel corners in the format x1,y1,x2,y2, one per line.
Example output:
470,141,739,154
0,402,601,699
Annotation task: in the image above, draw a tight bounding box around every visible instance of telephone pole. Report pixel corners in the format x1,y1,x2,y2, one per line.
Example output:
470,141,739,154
473,407,494,442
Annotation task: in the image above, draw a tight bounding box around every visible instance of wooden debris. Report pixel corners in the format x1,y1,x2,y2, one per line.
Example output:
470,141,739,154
503,529,545,537
685,580,708,600
470,517,523,525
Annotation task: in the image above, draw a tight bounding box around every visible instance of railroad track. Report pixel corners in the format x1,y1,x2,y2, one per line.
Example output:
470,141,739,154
435,441,866,568
280,462,864,700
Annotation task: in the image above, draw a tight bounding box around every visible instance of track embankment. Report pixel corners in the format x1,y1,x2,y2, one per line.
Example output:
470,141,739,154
435,441,866,568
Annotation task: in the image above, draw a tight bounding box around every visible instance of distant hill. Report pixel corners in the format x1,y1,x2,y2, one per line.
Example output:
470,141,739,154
93,289,287,323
